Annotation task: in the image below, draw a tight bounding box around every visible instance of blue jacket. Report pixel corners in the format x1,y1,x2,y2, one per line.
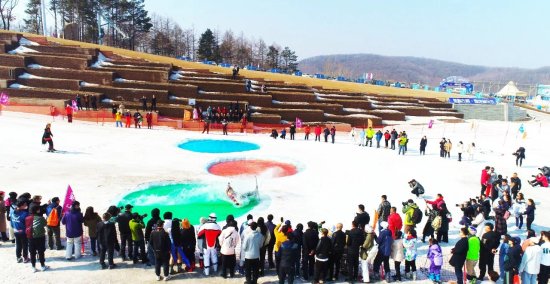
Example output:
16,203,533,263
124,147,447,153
61,208,84,238
46,202,62,227
376,132,383,140
10,208,29,235
376,229,394,256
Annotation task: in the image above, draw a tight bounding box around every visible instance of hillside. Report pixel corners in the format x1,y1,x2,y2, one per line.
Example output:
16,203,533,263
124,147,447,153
299,54,550,86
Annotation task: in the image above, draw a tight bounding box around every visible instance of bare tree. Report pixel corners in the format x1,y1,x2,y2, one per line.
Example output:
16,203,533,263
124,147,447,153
0,0,20,30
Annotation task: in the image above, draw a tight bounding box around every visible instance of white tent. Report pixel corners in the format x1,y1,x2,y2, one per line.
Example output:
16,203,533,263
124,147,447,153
496,81,527,97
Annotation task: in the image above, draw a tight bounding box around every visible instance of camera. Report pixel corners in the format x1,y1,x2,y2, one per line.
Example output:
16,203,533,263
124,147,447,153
140,213,148,219
320,221,326,225
402,201,409,206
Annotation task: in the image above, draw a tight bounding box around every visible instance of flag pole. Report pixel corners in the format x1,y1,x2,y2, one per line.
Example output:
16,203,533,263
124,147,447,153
503,124,510,146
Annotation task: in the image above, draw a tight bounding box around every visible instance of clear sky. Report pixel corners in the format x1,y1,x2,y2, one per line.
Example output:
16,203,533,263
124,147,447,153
10,0,549,68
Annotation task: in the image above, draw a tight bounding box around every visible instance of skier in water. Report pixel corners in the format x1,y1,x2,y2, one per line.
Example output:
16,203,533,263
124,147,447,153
226,183,240,206
41,123,55,152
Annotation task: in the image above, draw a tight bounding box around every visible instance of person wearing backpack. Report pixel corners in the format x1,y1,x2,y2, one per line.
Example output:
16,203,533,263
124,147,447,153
45,197,64,250
422,205,439,243
427,238,443,284
26,205,48,272
402,199,420,234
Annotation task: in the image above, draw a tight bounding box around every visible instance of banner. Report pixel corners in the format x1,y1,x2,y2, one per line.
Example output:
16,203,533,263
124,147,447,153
188,99,196,106
296,117,302,128
523,132,527,139
368,119,373,128
0,93,9,106
471,121,474,130
184,110,191,121
518,124,524,133
62,185,76,214
71,100,78,112
428,120,434,129
448,98,496,105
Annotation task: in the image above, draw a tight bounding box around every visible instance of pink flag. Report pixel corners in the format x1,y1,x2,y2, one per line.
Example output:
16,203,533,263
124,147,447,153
62,185,76,214
71,100,78,112
0,93,9,106
296,117,302,128
428,120,434,129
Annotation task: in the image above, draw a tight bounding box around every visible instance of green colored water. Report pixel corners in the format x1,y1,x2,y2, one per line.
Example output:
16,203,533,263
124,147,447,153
116,182,258,225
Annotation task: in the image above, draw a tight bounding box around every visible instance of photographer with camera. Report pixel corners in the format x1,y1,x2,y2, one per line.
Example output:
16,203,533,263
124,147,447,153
402,199,421,234
513,147,525,167
129,212,149,265
528,173,549,188
425,194,445,210
495,179,511,200
477,194,491,220
457,201,475,227
408,180,424,198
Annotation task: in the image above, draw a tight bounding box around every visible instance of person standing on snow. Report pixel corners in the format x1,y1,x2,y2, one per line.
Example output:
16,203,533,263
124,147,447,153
444,139,452,159
151,95,156,112
420,136,427,155
41,123,55,152
125,110,132,128
289,123,296,140
439,138,446,158
377,195,392,232
519,237,542,284
330,126,336,143
510,173,522,200
323,127,330,143
91,95,97,111
146,112,153,129
350,127,357,145
197,213,221,276
467,142,476,162
398,135,407,155
97,212,118,270
402,199,418,234
390,129,398,150
346,221,365,283
75,94,82,110
26,205,48,272
376,130,383,148
450,228,470,284
61,201,84,260
218,220,239,279
365,127,375,147
481,166,491,196
65,105,73,123
457,141,464,161
388,207,403,239
304,125,310,140
133,110,142,129
372,221,393,282
150,220,172,281
11,201,29,263
359,128,365,146
315,125,322,142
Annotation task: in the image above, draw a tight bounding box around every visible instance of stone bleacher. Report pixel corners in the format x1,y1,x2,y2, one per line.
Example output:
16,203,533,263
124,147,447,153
0,31,463,127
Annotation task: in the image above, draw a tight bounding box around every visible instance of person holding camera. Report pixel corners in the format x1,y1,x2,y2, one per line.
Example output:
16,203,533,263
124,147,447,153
409,180,424,198
513,147,526,167
529,173,549,187
130,213,149,265
402,199,420,235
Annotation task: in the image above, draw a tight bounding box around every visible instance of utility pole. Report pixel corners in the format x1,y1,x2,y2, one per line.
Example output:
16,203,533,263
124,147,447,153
41,0,47,36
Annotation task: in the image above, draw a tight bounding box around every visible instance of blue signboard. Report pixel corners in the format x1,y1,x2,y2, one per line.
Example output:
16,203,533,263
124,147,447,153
315,74,325,79
446,88,453,94
448,98,497,104
294,71,302,76
357,79,365,83
537,85,550,97
395,83,402,88
220,63,231,68
270,69,280,73
337,76,345,81
475,92,483,98
424,86,429,91
412,84,420,89
460,89,467,96
434,87,440,92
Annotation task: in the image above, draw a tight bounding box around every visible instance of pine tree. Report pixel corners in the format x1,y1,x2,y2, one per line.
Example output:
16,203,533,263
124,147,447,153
23,0,42,34
123,0,152,50
197,28,221,62
266,45,280,69
280,46,298,72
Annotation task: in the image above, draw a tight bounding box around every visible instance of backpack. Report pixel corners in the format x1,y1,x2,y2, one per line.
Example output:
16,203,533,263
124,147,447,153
47,207,60,226
431,215,442,230
411,208,423,224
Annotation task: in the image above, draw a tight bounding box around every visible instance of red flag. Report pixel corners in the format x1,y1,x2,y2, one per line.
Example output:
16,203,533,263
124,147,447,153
62,185,76,214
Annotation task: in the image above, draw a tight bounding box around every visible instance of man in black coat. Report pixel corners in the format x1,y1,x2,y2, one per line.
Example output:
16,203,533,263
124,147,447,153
354,204,370,230
289,123,296,140
450,228,469,284
90,95,97,111
277,232,300,284
329,223,346,281
151,95,156,112
150,220,172,281
117,204,134,260
140,96,147,112
302,222,319,281
97,213,118,269
510,173,522,199
346,221,365,283
478,223,500,280
76,94,82,110
313,229,331,284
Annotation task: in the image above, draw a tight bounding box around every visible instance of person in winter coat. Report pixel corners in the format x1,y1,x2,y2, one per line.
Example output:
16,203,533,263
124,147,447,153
133,110,142,128
365,127,375,147
402,200,418,234
96,212,117,269
373,221,393,282
346,220,365,282
90,95,97,110
265,215,276,270
481,166,491,196
358,128,365,146
145,112,153,129
387,207,403,239
242,221,263,284
422,206,438,243
420,136,427,155
471,207,488,239
145,208,161,263
436,204,451,243
523,199,536,231
509,173,522,200
61,201,84,260
377,195,392,231
150,220,172,281
529,173,548,187
304,125,310,140
504,237,522,284
409,180,424,198
115,111,123,127
302,221,319,281
478,223,500,281
277,232,300,284
274,223,290,275
76,94,82,110
390,129,398,150
350,127,357,145
313,228,331,284
514,147,526,167
519,237,542,284
330,126,336,143
42,123,55,152
125,110,132,128
315,125,322,142
384,130,391,148
444,139,452,159
450,228,470,284
427,238,443,283
180,218,196,271
291,223,303,276
0,192,6,242
219,220,239,278
256,217,272,276
539,232,550,284
289,123,296,140
354,204,370,230
130,213,148,265
457,141,464,161
390,231,405,282
466,227,481,282
511,193,526,229
197,213,221,276
398,135,407,155
403,229,418,281
493,200,509,239
329,223,346,281
468,142,476,162
26,204,47,271
375,130,383,148
84,206,102,256
439,138,446,157
117,204,134,261
45,197,63,250
65,104,73,123
360,225,375,283
322,127,329,142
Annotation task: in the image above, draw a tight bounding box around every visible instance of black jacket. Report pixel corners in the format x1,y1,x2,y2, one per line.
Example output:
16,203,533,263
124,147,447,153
289,125,296,134
150,229,171,253
111,105,117,114
97,221,118,246
450,237,469,267
181,225,196,252
510,177,522,193
292,229,303,247
504,245,522,271
354,211,370,228
145,208,160,241
303,228,319,254
278,241,300,268
117,210,132,234
347,228,365,255
315,236,332,259
331,230,346,253
29,202,48,215
480,231,500,255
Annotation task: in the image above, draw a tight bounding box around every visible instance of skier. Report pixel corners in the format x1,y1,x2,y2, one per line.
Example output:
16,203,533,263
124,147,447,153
197,213,221,276
65,105,73,123
41,123,55,152
420,136,427,155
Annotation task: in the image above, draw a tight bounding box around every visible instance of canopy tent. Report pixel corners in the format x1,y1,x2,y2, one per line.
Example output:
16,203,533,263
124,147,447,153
495,81,527,97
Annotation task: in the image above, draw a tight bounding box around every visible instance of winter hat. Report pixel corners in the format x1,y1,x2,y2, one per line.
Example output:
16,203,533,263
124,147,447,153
9,192,17,198
380,221,389,229
209,213,217,221
468,226,477,235
365,225,374,233
71,201,80,207
163,212,173,219
199,217,207,224
285,220,291,226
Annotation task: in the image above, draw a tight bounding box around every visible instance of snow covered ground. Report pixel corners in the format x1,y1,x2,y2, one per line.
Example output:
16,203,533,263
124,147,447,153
0,111,549,283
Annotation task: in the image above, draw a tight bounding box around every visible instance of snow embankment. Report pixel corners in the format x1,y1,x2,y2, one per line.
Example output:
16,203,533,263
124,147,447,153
8,45,39,54
19,37,40,46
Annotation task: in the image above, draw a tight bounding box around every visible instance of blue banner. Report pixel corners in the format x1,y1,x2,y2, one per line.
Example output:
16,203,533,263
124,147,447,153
448,98,497,104
446,88,453,94
424,86,429,91
434,87,440,92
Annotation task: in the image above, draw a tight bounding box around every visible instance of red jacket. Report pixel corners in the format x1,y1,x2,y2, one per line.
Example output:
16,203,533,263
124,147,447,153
305,125,310,134
146,113,152,123
387,213,402,239
315,126,322,135
66,106,73,115
384,133,390,140
536,175,549,187
481,169,489,185
426,196,445,210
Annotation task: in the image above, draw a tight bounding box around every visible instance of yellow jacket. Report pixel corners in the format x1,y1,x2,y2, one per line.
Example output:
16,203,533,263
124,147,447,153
274,223,288,252
444,142,452,152
115,112,122,121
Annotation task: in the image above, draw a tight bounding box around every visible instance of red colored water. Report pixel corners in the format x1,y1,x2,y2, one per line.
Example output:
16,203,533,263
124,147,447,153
208,160,298,178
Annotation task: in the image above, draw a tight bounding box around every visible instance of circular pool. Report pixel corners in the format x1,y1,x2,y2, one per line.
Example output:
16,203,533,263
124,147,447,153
116,181,259,224
208,159,299,178
178,139,260,153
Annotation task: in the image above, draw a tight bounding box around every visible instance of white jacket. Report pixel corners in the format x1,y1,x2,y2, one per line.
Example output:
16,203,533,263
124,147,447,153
457,143,464,153
541,242,550,266
219,227,240,255
519,245,542,274
390,239,404,262
468,146,476,154
471,214,487,239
